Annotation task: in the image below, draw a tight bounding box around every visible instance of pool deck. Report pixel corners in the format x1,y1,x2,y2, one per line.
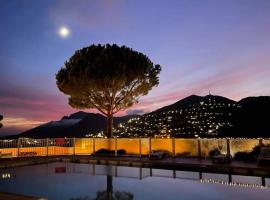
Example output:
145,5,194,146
0,192,47,200
0,155,270,177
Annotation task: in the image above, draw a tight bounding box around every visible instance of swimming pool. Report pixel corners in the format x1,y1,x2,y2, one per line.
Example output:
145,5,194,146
0,162,270,200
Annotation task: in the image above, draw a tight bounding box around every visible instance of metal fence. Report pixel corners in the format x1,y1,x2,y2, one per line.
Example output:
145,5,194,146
0,137,267,158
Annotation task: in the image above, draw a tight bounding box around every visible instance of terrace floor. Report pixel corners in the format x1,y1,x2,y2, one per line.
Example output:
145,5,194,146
0,155,269,177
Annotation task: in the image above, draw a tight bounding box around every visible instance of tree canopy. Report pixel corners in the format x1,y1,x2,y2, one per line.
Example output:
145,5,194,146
56,44,161,137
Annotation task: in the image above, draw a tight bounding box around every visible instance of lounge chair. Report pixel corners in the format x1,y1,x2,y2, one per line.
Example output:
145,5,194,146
212,154,231,164
149,150,170,160
19,151,37,157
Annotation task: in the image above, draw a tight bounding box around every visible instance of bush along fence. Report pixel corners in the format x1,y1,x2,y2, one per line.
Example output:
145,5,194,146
0,138,269,159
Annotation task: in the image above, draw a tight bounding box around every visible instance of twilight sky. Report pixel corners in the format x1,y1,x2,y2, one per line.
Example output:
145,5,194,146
1,0,270,136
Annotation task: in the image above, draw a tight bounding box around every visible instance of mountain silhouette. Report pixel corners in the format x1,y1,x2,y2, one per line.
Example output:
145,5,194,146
5,95,270,138
14,112,136,139
115,95,270,138
231,96,270,137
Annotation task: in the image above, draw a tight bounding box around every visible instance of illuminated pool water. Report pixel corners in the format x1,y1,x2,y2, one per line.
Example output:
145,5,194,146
0,162,270,200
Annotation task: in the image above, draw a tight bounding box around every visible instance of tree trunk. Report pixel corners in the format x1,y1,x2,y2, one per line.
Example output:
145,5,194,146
107,175,113,198
107,114,113,138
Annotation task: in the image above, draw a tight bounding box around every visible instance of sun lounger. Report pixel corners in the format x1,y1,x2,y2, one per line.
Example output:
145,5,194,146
149,151,170,160
19,152,38,157
212,154,231,164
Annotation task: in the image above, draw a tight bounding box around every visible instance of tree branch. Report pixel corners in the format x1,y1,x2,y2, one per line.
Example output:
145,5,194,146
86,92,108,115
113,79,141,110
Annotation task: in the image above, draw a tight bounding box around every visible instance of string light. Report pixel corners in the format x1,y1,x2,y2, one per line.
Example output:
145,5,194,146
1,173,11,179
200,178,267,189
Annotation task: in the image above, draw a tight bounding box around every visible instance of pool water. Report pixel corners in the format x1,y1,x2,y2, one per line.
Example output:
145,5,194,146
0,162,270,200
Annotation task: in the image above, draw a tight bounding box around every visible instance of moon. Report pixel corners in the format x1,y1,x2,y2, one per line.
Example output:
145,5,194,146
58,26,70,38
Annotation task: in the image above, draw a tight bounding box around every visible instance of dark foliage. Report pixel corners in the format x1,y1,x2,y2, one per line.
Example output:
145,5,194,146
234,144,265,162
234,152,255,162
209,148,221,157
56,44,161,138
94,148,126,155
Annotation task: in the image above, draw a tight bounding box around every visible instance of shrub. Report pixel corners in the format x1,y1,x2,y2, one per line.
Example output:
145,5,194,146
234,152,254,162
234,144,264,162
250,144,263,157
95,148,112,155
117,149,126,155
209,148,221,157
94,148,126,155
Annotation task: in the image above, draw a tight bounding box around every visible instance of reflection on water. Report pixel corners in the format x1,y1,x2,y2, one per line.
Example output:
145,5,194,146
70,176,134,200
0,162,270,200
